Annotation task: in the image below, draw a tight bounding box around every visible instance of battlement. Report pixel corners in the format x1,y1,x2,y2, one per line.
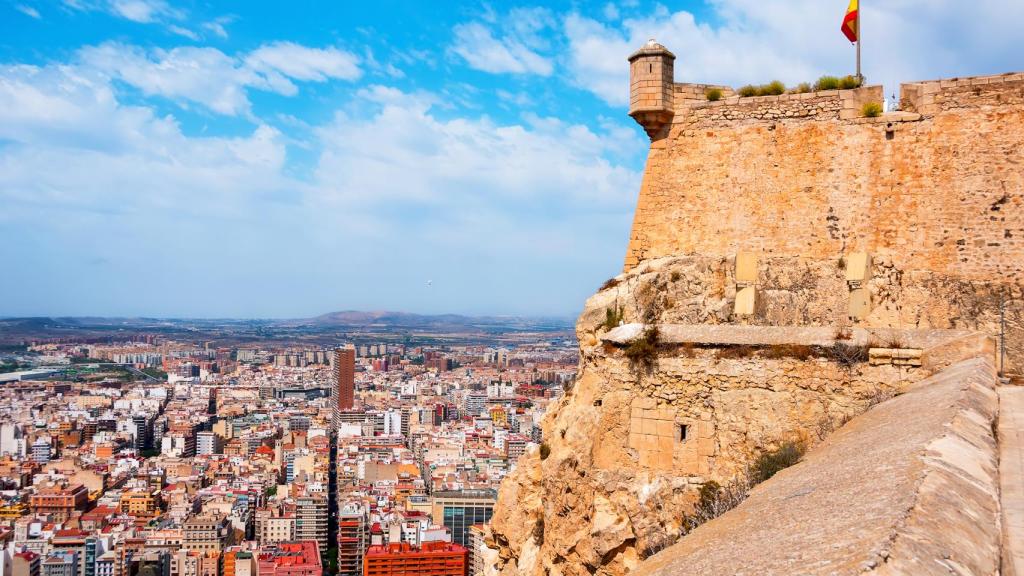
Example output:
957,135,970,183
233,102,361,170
629,62,1024,136
901,72,1024,114
671,83,882,124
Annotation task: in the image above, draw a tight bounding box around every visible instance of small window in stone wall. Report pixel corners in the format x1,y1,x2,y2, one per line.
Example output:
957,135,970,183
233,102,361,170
678,424,690,443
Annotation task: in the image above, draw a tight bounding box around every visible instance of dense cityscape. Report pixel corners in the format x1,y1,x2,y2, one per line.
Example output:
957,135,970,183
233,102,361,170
0,316,576,576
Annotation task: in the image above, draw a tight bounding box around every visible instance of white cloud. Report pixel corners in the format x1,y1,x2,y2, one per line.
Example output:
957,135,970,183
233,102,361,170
0,62,287,219
15,4,41,18
565,0,1024,105
313,86,638,209
246,42,362,83
76,41,362,116
451,8,555,76
201,16,234,39
79,43,263,116
167,25,199,41
107,0,180,23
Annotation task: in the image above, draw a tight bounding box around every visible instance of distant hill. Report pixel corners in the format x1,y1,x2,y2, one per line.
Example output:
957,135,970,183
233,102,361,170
298,310,573,332
0,310,575,343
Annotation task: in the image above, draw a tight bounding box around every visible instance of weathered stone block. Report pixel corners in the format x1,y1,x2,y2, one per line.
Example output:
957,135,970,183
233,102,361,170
735,286,757,316
735,252,758,284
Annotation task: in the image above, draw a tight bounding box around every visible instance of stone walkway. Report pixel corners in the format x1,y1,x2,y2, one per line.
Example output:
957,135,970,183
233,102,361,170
1000,386,1024,576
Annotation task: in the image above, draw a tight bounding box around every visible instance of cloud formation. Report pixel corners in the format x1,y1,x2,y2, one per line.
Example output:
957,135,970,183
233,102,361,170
451,8,555,75
77,41,362,116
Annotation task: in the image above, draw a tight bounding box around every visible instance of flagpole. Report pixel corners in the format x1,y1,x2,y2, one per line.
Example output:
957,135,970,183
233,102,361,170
856,1,862,83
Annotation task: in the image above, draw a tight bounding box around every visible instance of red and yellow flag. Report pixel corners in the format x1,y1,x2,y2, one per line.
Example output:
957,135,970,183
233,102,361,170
841,0,858,42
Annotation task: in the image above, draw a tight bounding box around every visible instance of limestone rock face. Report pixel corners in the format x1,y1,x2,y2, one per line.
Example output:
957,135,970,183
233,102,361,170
486,254,1005,575
486,257,966,576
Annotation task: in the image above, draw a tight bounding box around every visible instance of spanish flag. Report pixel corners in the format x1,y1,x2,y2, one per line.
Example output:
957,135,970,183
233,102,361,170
841,0,859,42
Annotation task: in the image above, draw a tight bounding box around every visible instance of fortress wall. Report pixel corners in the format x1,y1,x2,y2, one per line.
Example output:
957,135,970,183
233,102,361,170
623,76,1024,373
625,77,1024,278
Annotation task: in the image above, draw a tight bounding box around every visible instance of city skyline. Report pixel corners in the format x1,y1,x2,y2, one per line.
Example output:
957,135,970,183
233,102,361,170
2,0,1022,318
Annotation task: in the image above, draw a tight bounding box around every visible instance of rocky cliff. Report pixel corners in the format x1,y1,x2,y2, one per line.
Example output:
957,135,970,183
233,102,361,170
486,255,994,575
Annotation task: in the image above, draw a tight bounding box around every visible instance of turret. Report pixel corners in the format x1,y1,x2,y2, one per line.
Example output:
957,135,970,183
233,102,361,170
628,39,675,139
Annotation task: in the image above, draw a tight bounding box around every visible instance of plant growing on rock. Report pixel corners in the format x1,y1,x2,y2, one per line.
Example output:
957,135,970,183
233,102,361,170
814,75,841,90
705,88,723,101
737,84,758,97
749,440,806,483
862,102,883,117
624,326,660,369
759,80,786,96
827,341,869,366
840,75,862,89
603,306,624,331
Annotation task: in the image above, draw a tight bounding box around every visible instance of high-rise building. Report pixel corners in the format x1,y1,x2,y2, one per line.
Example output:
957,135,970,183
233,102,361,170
430,490,496,549
31,436,52,463
362,541,467,576
195,432,221,456
467,525,487,576
334,347,356,412
338,503,368,576
294,495,328,553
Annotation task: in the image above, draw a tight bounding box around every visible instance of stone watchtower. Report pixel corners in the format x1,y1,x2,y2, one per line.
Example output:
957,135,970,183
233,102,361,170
628,39,675,139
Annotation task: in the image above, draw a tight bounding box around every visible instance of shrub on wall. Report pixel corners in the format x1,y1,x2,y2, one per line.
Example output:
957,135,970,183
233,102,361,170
705,87,723,101
790,82,812,94
737,85,758,97
758,80,786,96
862,102,883,117
814,75,841,90
839,75,862,89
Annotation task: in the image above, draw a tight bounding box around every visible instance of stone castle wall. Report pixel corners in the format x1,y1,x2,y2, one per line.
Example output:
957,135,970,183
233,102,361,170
624,75,1024,374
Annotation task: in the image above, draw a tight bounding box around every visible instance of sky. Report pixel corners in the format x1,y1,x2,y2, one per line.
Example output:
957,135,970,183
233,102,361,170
1,0,1021,319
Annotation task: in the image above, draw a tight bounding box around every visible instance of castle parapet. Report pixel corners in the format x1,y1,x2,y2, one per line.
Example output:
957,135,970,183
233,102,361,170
901,72,1024,114
671,83,882,124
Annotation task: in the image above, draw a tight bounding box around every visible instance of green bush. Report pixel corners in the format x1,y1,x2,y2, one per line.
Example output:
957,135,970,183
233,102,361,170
539,443,551,460
705,88,723,101
862,102,883,117
839,75,862,89
814,75,841,91
624,326,660,368
790,82,812,94
737,85,758,97
602,306,624,331
758,80,786,96
750,441,806,484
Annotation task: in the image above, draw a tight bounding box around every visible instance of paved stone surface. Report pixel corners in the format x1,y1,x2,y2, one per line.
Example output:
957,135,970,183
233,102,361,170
1000,386,1024,576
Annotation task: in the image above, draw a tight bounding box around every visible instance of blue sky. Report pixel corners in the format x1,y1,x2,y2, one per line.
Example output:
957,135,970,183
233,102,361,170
1,0,1021,319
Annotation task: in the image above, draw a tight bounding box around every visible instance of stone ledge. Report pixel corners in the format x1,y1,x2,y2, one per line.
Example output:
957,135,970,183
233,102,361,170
601,323,976,352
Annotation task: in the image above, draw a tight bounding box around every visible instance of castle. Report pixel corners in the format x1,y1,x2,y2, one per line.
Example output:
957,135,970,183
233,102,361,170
483,41,1023,576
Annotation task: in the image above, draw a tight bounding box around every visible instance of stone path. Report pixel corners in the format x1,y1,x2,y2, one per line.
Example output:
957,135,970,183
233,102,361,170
1000,385,1024,576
